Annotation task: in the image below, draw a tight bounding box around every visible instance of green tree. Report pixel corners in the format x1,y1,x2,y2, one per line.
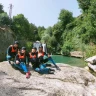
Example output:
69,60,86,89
0,12,10,26
38,26,45,38
77,0,91,12
29,23,39,41
45,26,52,36
52,9,74,47
0,4,4,13
41,27,52,41
58,9,74,30
52,22,62,42
11,14,30,40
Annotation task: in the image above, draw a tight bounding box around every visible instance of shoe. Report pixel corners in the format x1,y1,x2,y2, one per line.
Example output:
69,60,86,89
46,64,52,67
55,65,61,71
8,60,11,64
48,70,54,74
28,71,31,75
49,68,55,71
56,67,61,71
26,73,30,78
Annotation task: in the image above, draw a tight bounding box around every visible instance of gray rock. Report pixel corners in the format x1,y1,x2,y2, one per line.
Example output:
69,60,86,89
0,61,96,96
85,56,96,64
0,27,15,61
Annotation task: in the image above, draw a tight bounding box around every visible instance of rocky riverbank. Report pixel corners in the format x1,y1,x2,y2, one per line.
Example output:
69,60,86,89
0,61,96,96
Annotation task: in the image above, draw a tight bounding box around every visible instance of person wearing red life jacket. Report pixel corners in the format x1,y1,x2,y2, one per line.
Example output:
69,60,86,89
29,47,55,74
38,45,61,70
6,41,19,64
29,47,39,68
14,47,31,78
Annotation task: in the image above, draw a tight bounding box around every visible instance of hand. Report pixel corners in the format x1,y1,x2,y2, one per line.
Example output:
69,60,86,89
38,53,42,58
16,60,20,64
48,53,51,57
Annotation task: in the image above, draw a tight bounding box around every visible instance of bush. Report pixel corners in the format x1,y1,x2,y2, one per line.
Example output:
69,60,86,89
85,44,96,58
62,41,73,55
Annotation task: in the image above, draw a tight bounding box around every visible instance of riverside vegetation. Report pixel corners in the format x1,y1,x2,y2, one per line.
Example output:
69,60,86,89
0,0,96,59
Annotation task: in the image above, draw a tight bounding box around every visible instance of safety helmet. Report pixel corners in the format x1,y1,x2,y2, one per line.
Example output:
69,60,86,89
21,47,26,50
14,41,19,45
39,45,43,48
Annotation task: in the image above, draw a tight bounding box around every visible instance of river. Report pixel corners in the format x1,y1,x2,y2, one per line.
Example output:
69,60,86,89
51,55,86,67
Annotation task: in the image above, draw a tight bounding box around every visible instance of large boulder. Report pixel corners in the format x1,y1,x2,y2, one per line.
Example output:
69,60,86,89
0,27,15,61
0,62,96,96
70,51,85,58
85,56,96,64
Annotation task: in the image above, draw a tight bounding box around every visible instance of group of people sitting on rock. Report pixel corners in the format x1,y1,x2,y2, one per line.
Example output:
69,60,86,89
6,41,60,78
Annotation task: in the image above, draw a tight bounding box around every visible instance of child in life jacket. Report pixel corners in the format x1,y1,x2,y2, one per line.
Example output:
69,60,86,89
6,41,19,64
29,47,55,74
29,47,39,68
15,47,31,78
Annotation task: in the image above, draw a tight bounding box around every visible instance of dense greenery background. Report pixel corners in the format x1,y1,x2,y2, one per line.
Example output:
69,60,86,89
0,0,96,58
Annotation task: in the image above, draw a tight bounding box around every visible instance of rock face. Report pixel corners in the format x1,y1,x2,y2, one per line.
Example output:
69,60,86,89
0,27,15,61
0,61,96,96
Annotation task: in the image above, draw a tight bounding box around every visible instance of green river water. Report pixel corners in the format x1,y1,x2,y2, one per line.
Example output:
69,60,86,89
51,55,86,67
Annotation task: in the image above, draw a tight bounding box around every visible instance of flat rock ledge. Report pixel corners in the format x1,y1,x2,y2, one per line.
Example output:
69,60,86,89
0,61,96,96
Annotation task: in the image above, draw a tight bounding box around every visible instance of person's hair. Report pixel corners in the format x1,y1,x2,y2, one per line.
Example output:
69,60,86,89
32,47,37,50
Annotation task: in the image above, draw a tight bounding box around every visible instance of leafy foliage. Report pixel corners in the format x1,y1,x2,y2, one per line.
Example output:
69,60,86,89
77,0,91,12
0,13,10,26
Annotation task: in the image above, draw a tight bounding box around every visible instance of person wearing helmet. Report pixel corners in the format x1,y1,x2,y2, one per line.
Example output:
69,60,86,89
29,47,39,68
38,45,61,70
29,47,55,74
14,47,31,78
6,41,20,64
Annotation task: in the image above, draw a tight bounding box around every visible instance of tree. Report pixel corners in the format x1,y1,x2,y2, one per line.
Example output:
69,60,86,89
77,0,91,12
53,22,61,40
37,26,45,38
29,23,39,41
11,14,30,40
44,26,52,36
0,4,4,13
58,9,74,30
0,12,10,26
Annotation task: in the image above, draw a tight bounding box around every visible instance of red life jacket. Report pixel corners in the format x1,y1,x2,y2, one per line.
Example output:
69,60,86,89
11,46,17,53
38,51,44,57
29,53,36,58
18,53,25,59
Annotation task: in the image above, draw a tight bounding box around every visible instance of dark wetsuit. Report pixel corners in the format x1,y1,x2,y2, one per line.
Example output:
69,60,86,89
6,45,19,61
14,52,29,73
29,52,39,68
7,46,18,56
38,51,60,70
38,51,48,63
